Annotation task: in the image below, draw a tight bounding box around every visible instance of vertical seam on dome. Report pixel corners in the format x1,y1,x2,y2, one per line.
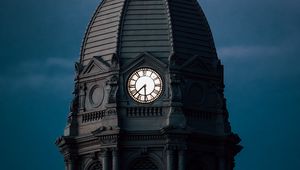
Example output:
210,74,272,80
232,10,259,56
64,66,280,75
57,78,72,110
80,0,109,64
116,0,129,60
164,0,175,61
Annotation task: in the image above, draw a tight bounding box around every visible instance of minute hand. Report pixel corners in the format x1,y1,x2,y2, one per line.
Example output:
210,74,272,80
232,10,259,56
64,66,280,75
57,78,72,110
134,84,146,95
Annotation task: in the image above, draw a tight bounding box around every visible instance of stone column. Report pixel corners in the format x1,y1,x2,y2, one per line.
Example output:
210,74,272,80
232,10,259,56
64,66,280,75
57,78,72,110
218,154,226,170
64,159,71,170
167,149,176,170
64,161,68,170
178,150,186,170
65,156,77,170
112,148,119,170
79,83,86,112
102,150,111,170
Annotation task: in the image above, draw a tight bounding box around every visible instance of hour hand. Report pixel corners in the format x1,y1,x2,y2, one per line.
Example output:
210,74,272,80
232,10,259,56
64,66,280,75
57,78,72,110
144,84,147,96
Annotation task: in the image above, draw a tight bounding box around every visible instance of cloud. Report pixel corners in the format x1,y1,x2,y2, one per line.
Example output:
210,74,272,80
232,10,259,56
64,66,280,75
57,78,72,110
218,45,281,58
19,57,74,72
217,35,300,90
217,32,299,59
14,74,73,89
0,57,75,92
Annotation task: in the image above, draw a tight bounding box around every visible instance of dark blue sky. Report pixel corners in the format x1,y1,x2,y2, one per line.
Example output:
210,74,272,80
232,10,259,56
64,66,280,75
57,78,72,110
1,0,299,169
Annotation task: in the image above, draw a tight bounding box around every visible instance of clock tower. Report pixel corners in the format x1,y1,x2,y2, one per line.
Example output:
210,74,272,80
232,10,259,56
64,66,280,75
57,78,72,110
56,0,242,169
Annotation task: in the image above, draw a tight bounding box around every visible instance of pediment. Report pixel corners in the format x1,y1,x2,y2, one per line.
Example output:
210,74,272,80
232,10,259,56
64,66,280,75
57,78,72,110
180,55,212,73
81,56,111,76
121,52,167,73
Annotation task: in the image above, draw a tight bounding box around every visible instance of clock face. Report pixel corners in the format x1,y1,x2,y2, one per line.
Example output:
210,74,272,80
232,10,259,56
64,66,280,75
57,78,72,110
127,68,163,103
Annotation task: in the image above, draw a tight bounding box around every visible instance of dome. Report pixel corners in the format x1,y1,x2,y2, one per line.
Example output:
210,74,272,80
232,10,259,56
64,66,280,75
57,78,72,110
80,0,217,66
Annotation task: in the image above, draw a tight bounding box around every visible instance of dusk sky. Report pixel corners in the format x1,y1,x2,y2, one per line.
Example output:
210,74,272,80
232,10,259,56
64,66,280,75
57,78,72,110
1,0,299,169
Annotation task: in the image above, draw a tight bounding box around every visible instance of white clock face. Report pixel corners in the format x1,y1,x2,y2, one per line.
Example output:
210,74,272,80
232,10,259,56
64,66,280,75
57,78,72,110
127,68,163,103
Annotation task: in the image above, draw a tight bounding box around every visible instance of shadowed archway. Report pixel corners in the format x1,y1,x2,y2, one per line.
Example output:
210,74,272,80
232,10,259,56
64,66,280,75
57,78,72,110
130,157,160,170
86,161,102,170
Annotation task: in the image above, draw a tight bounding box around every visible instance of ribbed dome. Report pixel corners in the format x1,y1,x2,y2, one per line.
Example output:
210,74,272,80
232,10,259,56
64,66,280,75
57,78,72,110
80,0,217,66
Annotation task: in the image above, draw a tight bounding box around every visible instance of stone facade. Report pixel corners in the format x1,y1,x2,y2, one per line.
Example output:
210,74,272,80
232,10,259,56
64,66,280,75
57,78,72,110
56,0,242,169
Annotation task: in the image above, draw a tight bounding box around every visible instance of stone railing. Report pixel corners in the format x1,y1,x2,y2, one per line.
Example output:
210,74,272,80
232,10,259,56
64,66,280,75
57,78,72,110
127,107,163,117
184,110,215,120
81,109,116,123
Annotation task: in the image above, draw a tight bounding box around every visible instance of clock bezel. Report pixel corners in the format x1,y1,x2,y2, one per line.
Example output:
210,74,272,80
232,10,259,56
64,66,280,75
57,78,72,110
127,67,163,104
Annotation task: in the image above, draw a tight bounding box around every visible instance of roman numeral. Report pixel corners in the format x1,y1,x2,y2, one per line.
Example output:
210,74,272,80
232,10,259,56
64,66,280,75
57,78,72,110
131,90,137,95
153,89,159,95
138,94,143,100
153,77,159,81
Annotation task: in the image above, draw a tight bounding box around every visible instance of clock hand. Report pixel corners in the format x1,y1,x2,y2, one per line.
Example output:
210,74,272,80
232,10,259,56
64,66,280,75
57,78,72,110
144,84,147,95
134,84,146,95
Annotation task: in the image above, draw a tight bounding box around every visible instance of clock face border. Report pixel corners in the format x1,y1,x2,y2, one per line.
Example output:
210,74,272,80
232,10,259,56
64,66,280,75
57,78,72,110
127,68,163,104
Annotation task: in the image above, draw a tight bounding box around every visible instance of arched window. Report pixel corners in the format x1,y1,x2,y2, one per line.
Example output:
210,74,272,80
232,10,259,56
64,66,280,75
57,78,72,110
87,161,102,170
130,157,159,170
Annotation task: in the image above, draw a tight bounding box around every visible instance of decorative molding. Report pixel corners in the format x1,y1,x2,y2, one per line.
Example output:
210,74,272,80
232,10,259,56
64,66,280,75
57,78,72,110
130,157,159,170
180,55,211,72
92,126,111,135
79,83,87,112
127,107,163,117
121,52,167,74
75,62,84,78
139,147,148,155
106,75,119,104
91,127,120,146
55,136,76,148
184,110,216,121
110,53,119,69
164,144,179,151
98,135,118,145
126,151,163,170
169,53,185,69
124,134,165,141
169,73,182,102
69,83,80,114
81,108,117,123
88,84,104,108
80,56,111,77
85,160,103,170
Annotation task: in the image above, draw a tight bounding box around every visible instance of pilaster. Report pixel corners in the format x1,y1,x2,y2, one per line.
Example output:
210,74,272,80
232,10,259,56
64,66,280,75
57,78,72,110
102,149,111,170
112,148,119,170
178,149,186,170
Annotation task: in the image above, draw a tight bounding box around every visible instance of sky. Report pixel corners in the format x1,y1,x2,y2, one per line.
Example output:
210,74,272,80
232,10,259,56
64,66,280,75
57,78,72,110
0,0,299,169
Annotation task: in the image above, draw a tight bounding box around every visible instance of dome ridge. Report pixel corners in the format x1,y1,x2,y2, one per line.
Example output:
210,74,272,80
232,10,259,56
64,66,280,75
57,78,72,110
80,0,217,66
80,0,127,65
168,0,217,59
118,0,173,65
